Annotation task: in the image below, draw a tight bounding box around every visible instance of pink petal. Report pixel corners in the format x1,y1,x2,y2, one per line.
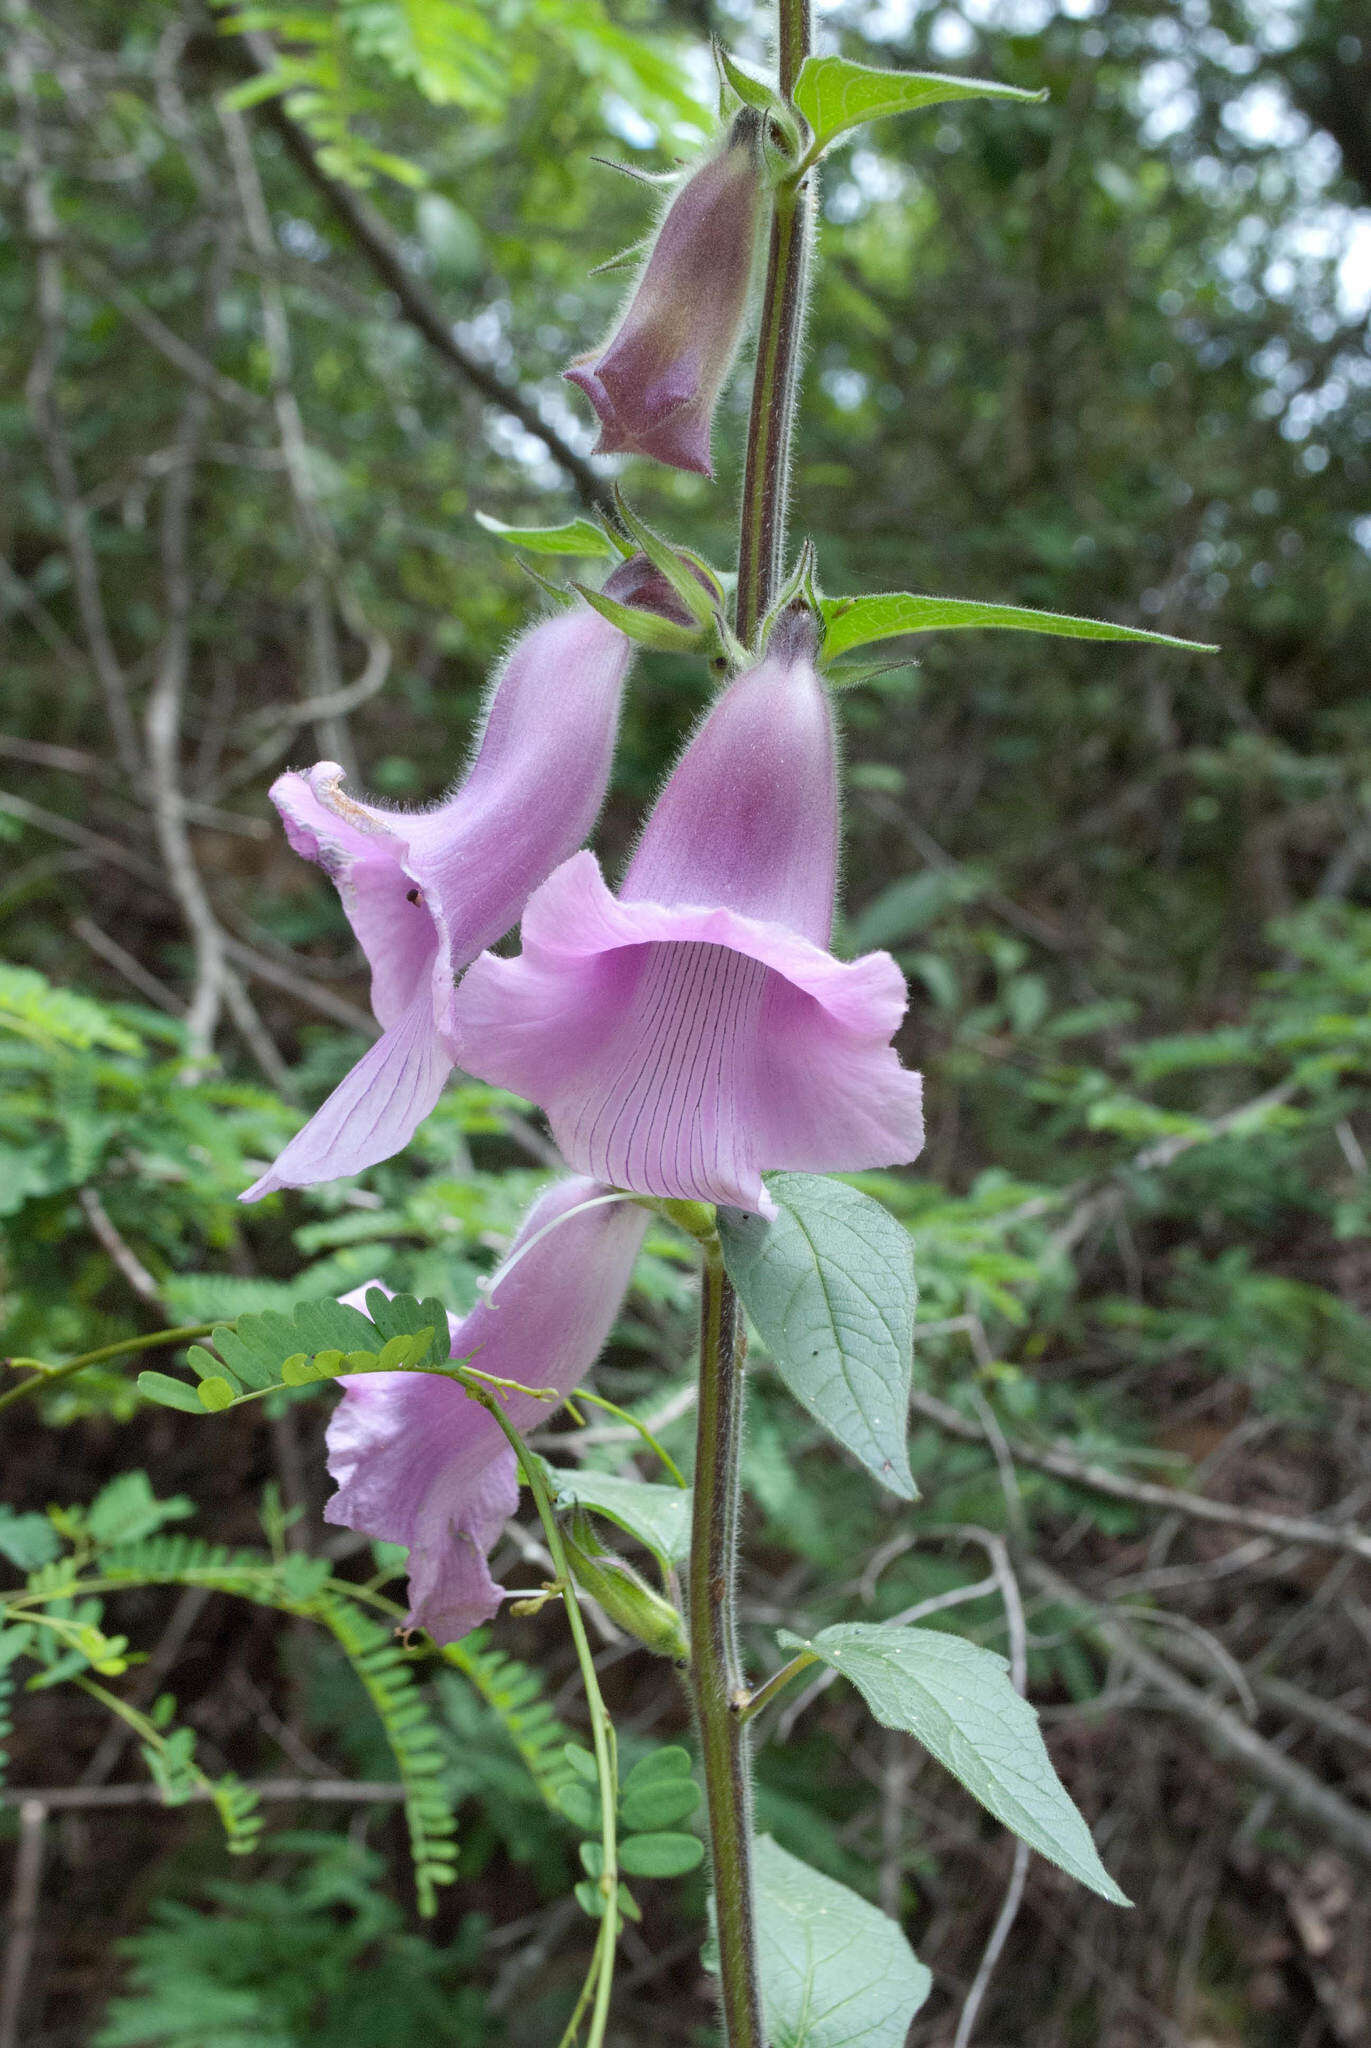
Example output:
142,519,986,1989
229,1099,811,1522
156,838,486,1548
323,1177,648,1642
240,992,451,1201
563,117,761,478
271,766,436,1030
623,611,838,945
326,1371,517,1639
453,852,925,1215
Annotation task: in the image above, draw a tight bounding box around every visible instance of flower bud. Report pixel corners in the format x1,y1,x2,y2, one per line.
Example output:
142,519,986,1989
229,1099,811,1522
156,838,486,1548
561,1509,690,1662
566,112,763,477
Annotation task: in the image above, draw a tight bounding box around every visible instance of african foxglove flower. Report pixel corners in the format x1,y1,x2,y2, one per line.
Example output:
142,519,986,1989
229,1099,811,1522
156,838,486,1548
565,111,763,477
452,609,925,1216
240,589,639,1201
326,1177,647,1644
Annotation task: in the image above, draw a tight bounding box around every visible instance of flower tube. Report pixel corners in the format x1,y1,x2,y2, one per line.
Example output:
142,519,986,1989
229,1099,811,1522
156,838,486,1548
565,111,763,477
240,588,639,1201
326,1177,648,1644
452,610,925,1216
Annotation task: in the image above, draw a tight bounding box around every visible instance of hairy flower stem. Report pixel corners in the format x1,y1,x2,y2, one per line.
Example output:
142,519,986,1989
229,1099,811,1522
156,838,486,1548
691,8,816,2042
689,1244,764,2048
735,0,814,646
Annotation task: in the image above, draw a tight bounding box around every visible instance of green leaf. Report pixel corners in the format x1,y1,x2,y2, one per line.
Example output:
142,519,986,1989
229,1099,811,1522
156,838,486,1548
779,1623,1130,1904
475,510,619,558
546,1466,692,1569
714,45,802,156
617,1830,703,1877
718,1174,917,1498
87,1472,195,1545
210,1298,382,1389
619,1775,701,1831
563,1741,599,1783
197,1376,236,1412
752,1836,932,2046
575,1878,640,1921
820,591,1218,663
571,580,704,652
793,54,1045,156
0,1508,60,1572
136,1371,208,1414
555,1779,600,1830
623,1744,693,1786
364,1289,451,1369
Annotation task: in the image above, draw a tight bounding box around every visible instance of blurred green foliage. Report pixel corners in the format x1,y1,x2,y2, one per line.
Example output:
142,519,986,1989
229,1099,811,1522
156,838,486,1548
4,0,1371,2041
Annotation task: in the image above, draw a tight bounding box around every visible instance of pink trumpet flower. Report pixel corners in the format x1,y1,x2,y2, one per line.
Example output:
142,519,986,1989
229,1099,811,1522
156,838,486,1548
240,588,640,1202
326,1177,648,1644
452,609,926,1217
565,112,763,477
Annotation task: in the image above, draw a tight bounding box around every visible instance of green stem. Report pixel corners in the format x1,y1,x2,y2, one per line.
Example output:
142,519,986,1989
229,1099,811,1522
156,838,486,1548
737,1648,818,1725
570,1387,689,1488
698,6,816,2039
476,1396,620,2048
735,0,815,647
0,1324,216,1416
776,0,810,97
689,1244,764,2048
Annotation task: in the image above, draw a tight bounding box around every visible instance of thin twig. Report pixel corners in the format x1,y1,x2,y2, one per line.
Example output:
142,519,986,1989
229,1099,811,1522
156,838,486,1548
0,1800,45,2048
78,1188,163,1306
5,5,143,785
227,30,614,516
908,1384,1371,1565
0,1778,407,1810
1025,1559,1371,1868
144,217,238,1061
72,916,185,1014
947,1528,1030,2048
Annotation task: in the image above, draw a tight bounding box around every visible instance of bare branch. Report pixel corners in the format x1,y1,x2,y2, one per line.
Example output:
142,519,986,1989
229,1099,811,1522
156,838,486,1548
0,1801,45,2048
4,6,143,785
908,1383,1371,1566
78,1187,163,1306
144,224,236,1063
1025,1559,1371,1869
0,1779,407,1811
229,29,613,517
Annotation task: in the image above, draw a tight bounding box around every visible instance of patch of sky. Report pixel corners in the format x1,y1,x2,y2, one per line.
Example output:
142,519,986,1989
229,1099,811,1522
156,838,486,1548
960,0,1055,32
602,96,658,152
822,366,870,410
454,303,512,369
928,10,976,60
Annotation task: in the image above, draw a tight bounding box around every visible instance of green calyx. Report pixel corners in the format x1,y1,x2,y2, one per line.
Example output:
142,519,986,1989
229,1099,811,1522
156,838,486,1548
562,1508,690,1662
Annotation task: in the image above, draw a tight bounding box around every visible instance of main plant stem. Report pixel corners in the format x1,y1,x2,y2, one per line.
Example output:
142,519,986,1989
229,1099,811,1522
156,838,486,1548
735,0,813,646
695,7,814,2043
689,1245,762,2048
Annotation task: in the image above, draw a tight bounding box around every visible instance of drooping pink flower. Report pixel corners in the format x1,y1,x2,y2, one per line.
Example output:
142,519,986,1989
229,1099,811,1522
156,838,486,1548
452,610,926,1217
327,1176,647,1644
240,590,638,1202
565,112,763,477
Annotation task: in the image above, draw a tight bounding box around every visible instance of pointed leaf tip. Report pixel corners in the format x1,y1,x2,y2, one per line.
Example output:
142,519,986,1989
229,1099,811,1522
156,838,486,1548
795,53,1044,157
783,1621,1131,1905
475,511,619,559
820,591,1218,662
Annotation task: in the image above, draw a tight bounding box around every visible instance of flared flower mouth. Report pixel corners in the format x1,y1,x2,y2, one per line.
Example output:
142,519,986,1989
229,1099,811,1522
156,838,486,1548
275,762,458,1043
239,595,635,1200
566,349,714,474
452,852,925,1217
